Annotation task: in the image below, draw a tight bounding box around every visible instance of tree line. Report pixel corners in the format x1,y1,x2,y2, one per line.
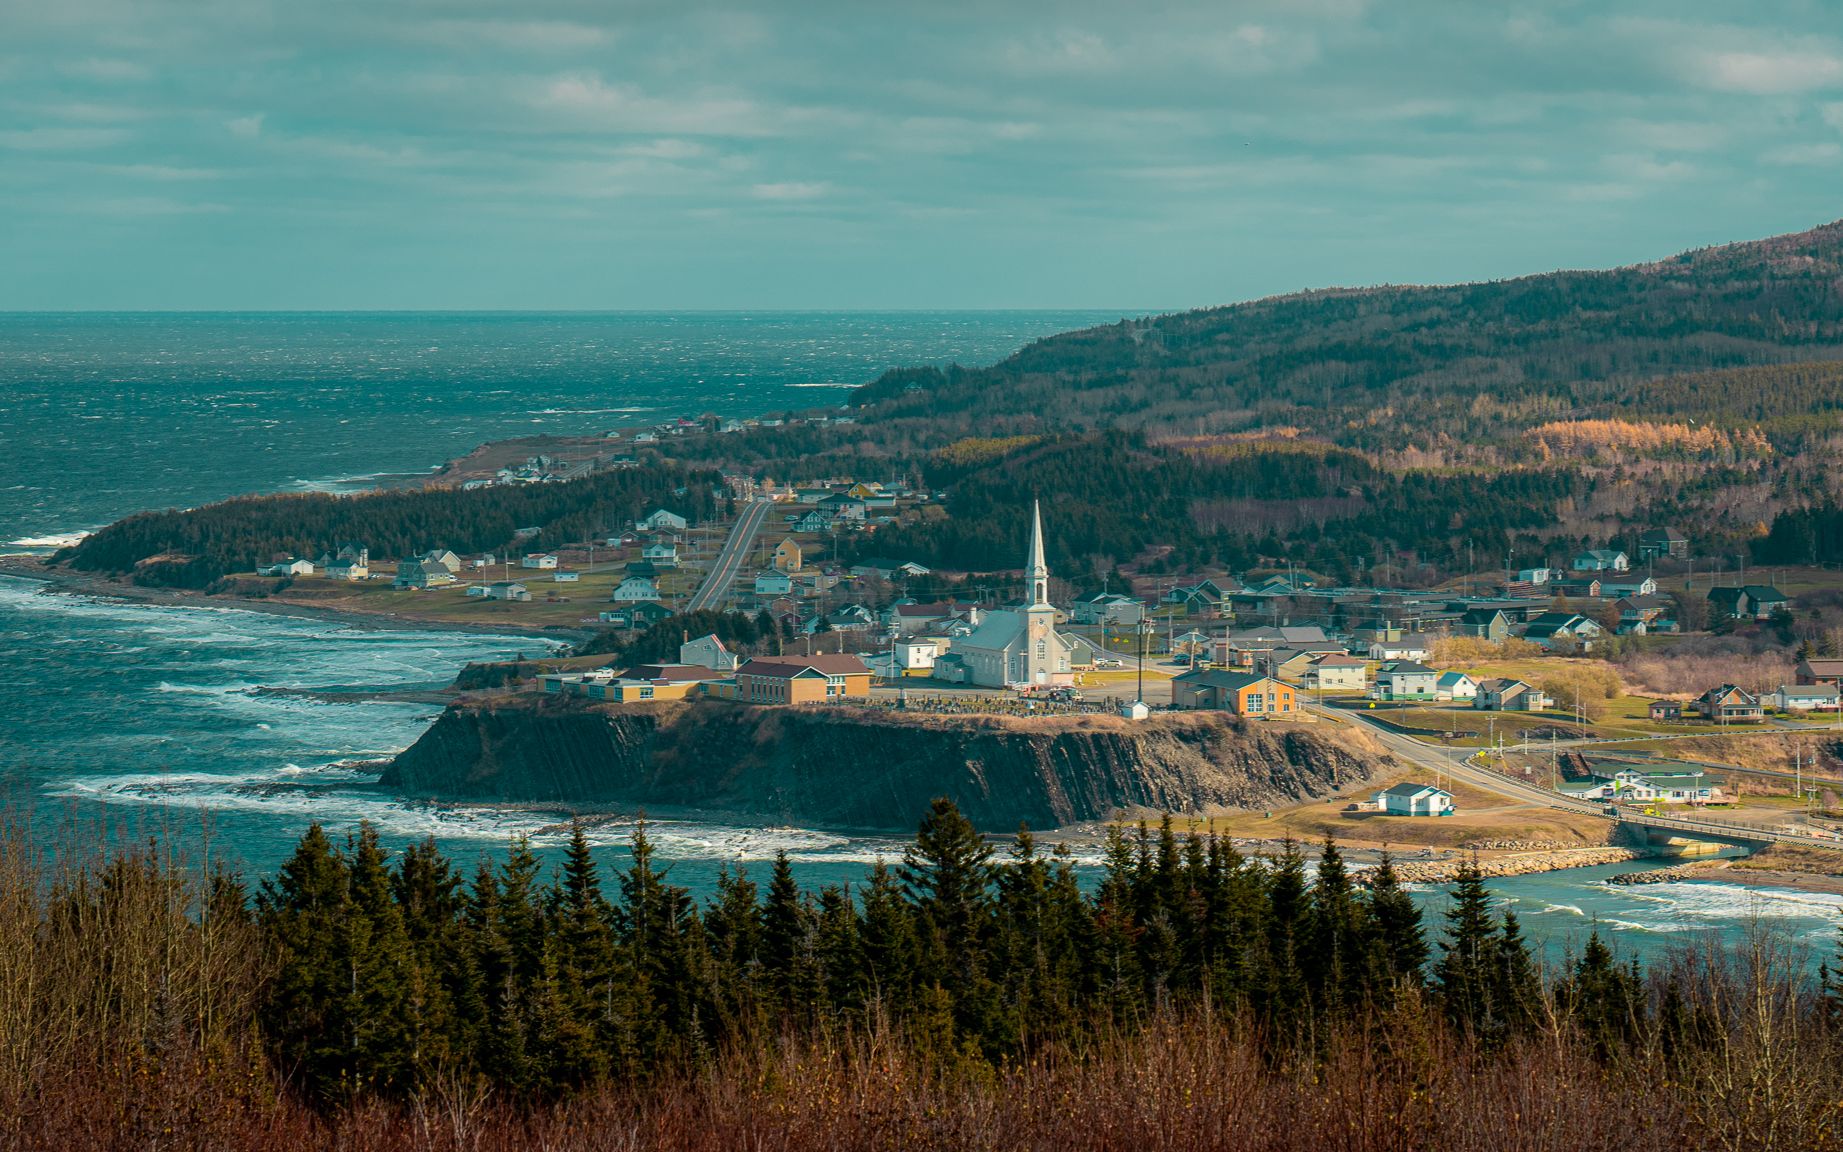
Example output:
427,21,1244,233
257,799,1674,1105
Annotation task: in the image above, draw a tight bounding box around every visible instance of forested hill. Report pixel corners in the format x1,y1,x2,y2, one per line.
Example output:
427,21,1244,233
850,220,1843,450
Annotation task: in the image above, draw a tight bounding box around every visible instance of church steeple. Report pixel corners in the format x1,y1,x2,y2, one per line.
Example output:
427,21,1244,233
1026,498,1049,607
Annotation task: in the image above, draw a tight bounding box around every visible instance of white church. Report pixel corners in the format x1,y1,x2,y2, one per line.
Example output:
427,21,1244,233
936,501,1074,689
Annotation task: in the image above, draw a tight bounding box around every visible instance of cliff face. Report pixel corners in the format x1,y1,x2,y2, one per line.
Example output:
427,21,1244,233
382,699,1396,830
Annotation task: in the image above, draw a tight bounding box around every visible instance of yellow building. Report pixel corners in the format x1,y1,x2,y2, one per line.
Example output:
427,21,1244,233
735,655,873,704
772,536,804,573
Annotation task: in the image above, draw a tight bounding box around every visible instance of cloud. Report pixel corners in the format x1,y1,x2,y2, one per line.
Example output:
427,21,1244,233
535,73,774,136
0,127,130,150
227,114,264,138
1697,48,1843,95
750,181,828,201
62,58,149,82
1761,142,1842,165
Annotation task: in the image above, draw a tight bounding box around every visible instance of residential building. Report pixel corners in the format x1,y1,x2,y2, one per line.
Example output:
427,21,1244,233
638,509,688,533
522,553,558,570
1303,653,1369,692
1368,635,1433,662
1571,549,1630,572
1515,567,1552,586
415,549,463,574
1617,595,1677,635
1707,585,1791,621
611,576,662,603
679,633,740,672
643,540,679,569
753,571,793,597
1474,678,1552,712
1648,700,1684,722
473,581,529,602
1524,612,1604,651
1770,683,1841,713
325,555,369,581
735,655,873,704
1638,527,1689,561
598,602,673,629
1797,658,1843,688
1435,671,1479,701
794,510,831,533
1598,576,1659,598
1695,684,1763,723
553,570,579,583
1458,608,1511,642
260,558,315,577
1170,670,1298,717
888,600,980,635
1372,661,1439,701
818,494,867,522
849,558,930,580
772,537,803,573
1565,769,1718,805
393,559,456,590
936,502,1073,688
1069,591,1146,626
1373,783,1455,816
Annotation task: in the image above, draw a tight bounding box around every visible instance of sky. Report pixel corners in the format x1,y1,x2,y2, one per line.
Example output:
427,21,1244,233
2,0,1842,310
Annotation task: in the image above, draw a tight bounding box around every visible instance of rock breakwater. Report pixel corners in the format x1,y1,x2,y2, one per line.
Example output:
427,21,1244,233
1385,847,1647,886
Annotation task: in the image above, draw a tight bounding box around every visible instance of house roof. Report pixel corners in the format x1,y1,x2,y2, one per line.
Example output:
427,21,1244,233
1642,527,1687,542
617,664,728,683
1173,669,1276,692
1799,658,1843,675
738,655,871,679
1310,653,1367,667
1778,683,1841,698
1382,661,1437,676
1380,783,1450,800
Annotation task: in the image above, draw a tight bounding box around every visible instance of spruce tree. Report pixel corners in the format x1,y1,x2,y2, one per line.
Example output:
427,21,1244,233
1364,849,1428,1003
256,823,350,1102
1433,857,1498,1037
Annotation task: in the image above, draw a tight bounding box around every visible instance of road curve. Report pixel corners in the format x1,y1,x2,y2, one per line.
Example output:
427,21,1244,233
684,498,773,613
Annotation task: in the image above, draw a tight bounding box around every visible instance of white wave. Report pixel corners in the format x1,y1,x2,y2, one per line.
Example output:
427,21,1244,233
784,382,855,388
7,531,92,548
528,407,655,415
1536,903,1585,916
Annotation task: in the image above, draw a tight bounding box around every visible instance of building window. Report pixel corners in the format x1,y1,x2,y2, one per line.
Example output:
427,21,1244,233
640,687,654,699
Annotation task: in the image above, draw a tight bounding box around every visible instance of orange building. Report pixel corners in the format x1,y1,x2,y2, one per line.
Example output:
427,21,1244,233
1170,670,1297,718
735,655,873,704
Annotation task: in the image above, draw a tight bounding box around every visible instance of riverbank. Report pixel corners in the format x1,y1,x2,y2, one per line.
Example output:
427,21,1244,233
1385,846,1650,885
0,556,591,643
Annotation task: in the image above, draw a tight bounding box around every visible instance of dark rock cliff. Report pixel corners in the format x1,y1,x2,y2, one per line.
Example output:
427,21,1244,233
381,699,1396,831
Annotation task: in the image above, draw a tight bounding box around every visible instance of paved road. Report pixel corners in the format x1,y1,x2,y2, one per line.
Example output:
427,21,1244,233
1333,707,1843,850
684,499,773,613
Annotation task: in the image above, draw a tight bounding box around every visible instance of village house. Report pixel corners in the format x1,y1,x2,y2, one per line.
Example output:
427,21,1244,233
1435,671,1479,702
1523,612,1604,651
753,570,793,597
888,600,979,635
805,603,878,634
1565,769,1718,805
1553,577,1602,599
1069,591,1147,627
1515,567,1553,586
553,570,579,583
1373,783,1455,816
260,558,315,577
1797,657,1843,688
1303,653,1369,692
1217,625,1334,668
1372,661,1439,701
680,633,740,672
793,510,831,534
1598,575,1659,598
521,553,559,570
735,654,873,704
598,602,674,629
1617,595,1677,635
325,554,369,581
637,509,686,533
1474,678,1552,712
393,558,456,590
611,575,662,603
1638,527,1689,561
1695,684,1763,723
1458,608,1511,642
1165,579,1229,616
1571,549,1630,573
772,537,803,573
472,581,529,602
892,636,949,672
1707,585,1791,621
1368,634,1433,662
642,540,679,569
819,494,868,522
542,664,726,703
1770,683,1841,713
1171,670,1298,718
415,549,462,574
1649,700,1684,722
849,557,930,580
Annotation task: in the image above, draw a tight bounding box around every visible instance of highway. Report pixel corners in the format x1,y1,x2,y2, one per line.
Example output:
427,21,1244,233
1332,707,1843,851
684,498,773,613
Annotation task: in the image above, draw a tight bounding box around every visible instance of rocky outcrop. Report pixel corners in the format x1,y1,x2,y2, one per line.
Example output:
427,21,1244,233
1386,848,1647,885
381,699,1396,830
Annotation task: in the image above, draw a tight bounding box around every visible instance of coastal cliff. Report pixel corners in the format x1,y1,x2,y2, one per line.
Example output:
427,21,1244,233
381,698,1396,830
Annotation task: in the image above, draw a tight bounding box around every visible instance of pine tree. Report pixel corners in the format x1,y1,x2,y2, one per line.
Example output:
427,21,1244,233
900,798,998,1048
256,823,350,1102
1306,835,1362,1014
1364,849,1427,1004
1559,931,1642,1059
1492,909,1542,1041
546,823,620,1084
1433,857,1498,1038
340,825,418,1094
859,859,917,1013
761,851,818,1016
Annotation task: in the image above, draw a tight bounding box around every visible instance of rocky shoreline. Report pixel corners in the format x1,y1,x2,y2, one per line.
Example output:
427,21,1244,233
1382,847,1647,886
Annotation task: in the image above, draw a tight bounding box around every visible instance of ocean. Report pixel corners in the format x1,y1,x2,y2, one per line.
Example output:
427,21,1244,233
0,311,1836,970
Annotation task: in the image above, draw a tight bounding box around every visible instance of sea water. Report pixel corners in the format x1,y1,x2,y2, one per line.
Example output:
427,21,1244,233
0,311,1838,966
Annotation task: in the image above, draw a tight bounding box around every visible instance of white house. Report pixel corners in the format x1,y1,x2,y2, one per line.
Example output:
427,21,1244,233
1567,770,1718,805
416,549,462,574
1771,683,1842,713
1373,783,1455,816
1435,671,1479,702
1069,592,1146,626
1372,661,1440,701
1572,549,1630,573
325,556,368,581
473,581,529,602
522,553,559,570
554,570,580,583
1474,678,1553,712
1599,576,1659,598
680,633,740,672
643,541,679,569
260,558,315,577
1515,567,1552,585
1304,653,1369,691
1368,635,1432,662
754,571,793,597
611,576,662,603
638,509,688,533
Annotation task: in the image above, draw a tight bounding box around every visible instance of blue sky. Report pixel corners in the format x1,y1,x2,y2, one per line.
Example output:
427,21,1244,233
3,0,1842,310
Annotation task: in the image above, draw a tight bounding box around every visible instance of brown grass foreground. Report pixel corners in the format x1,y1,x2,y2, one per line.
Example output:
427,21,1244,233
4,820,1843,1151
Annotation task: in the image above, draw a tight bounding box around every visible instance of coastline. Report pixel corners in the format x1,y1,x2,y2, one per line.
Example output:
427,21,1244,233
0,555,590,644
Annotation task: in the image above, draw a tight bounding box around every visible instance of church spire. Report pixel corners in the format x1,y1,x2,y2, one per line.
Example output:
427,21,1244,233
1027,499,1049,607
